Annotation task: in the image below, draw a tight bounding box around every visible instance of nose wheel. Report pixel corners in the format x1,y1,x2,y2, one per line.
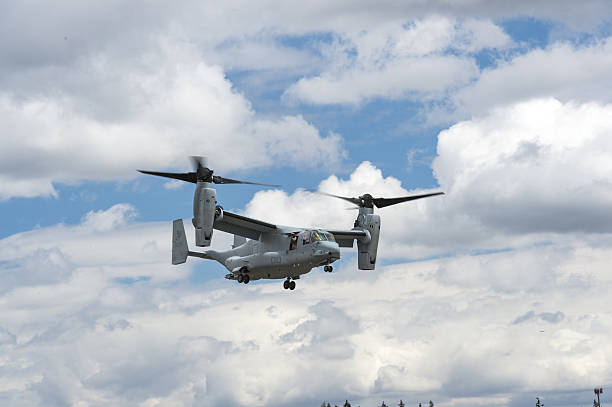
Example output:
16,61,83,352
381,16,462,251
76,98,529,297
323,265,333,272
283,279,296,290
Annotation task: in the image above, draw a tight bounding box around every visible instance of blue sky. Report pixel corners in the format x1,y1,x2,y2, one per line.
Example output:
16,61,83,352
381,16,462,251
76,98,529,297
1,2,612,406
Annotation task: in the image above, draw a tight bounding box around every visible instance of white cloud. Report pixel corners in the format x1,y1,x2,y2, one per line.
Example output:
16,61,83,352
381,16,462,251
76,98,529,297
245,98,612,259
2,3,611,200
283,21,612,112
449,38,612,118
433,98,612,235
0,41,344,200
0,0,606,72
163,180,186,190
284,18,509,105
285,55,479,105
454,18,512,52
80,203,137,232
243,161,409,231
0,176,59,200
208,37,322,73
1,208,611,406
0,1,608,118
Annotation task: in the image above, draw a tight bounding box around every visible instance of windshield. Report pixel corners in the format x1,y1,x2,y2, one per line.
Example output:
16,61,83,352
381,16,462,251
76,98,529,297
311,230,335,242
311,231,326,241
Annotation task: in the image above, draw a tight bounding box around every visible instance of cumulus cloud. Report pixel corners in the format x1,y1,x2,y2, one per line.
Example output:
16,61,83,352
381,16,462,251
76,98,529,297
0,204,177,287
2,1,611,200
0,0,605,71
284,22,612,114
447,38,612,119
284,55,478,106
244,98,612,259
80,203,137,232
284,17,510,105
1,210,611,406
0,40,344,200
279,300,359,359
433,98,612,235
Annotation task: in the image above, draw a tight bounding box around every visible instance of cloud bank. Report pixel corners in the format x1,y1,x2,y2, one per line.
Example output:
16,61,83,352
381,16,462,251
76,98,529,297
0,41,343,200
245,98,612,259
284,18,509,105
2,97,612,406
1,204,610,406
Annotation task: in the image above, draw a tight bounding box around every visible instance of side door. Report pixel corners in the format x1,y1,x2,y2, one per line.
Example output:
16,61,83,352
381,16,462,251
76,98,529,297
285,233,298,268
297,231,312,265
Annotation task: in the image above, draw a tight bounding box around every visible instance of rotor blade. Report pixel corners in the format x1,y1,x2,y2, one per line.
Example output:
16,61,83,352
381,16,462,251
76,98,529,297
372,192,444,208
190,156,204,170
138,170,196,183
212,175,279,187
316,191,362,206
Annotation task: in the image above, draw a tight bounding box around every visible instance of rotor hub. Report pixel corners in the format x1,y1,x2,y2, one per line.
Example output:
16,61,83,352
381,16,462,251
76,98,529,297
359,194,374,208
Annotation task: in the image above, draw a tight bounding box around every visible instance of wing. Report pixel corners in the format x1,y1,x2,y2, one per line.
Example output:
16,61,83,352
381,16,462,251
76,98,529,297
214,210,277,240
327,229,368,248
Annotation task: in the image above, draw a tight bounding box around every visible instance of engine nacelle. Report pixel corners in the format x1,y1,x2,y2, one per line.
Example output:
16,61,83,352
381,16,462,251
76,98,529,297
192,183,216,247
356,213,380,270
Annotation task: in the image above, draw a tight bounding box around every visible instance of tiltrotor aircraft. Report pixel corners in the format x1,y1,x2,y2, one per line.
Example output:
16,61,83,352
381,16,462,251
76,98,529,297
139,157,443,290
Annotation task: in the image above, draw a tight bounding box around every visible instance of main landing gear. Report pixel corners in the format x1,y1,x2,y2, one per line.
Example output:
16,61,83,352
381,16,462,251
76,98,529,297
237,267,250,284
323,265,333,273
283,278,296,290
237,274,250,284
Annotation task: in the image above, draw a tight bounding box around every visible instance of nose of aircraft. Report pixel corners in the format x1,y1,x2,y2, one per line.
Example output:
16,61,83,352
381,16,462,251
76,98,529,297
315,241,340,261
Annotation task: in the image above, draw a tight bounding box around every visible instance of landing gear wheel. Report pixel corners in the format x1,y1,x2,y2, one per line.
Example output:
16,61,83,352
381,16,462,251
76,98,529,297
237,274,244,283
289,281,296,290
243,274,250,284
328,266,333,272
283,280,290,289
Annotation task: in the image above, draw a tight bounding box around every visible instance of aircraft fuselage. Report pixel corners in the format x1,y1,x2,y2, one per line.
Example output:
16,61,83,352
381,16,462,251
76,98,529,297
205,227,341,282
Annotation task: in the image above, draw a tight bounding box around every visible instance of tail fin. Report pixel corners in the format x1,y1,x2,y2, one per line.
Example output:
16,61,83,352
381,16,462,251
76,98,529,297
172,219,189,265
232,234,247,248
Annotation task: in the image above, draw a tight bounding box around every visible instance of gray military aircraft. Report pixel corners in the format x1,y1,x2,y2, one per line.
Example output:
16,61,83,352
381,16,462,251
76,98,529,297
139,157,443,290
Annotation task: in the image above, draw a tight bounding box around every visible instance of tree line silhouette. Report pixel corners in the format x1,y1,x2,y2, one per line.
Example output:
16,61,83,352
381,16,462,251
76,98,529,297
321,396,600,407
320,400,435,407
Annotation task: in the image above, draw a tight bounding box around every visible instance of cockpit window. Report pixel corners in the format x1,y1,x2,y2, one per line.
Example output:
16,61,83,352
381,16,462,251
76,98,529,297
311,231,335,242
301,231,311,245
311,231,325,241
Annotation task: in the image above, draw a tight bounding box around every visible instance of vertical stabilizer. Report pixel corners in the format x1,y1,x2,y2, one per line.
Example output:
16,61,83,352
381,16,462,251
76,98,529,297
232,234,247,248
172,219,189,265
